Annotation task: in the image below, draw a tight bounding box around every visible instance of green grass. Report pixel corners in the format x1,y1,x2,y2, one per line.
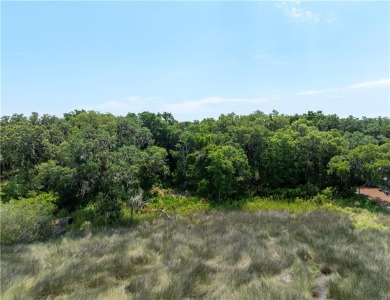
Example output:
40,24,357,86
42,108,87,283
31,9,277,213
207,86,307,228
2,209,390,299
145,194,389,230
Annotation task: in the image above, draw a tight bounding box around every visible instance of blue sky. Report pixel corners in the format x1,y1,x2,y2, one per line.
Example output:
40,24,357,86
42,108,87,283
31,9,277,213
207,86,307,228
2,1,389,121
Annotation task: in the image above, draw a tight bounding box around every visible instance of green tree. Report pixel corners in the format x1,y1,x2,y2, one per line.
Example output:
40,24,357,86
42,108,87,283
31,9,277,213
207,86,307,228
117,114,153,149
140,146,170,190
263,128,300,188
374,142,390,190
0,117,45,171
106,145,145,198
328,144,382,192
204,145,250,200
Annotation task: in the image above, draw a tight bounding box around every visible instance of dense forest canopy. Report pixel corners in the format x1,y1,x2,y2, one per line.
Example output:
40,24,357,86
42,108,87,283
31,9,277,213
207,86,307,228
1,110,390,211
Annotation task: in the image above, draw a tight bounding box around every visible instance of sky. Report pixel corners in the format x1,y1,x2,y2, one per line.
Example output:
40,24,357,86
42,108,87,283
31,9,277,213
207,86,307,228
1,1,389,121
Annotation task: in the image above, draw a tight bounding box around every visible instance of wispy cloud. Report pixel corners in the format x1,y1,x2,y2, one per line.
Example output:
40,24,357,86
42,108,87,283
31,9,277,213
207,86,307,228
348,79,390,89
84,96,163,114
164,97,270,114
298,79,390,96
274,1,321,23
82,96,272,120
299,90,326,96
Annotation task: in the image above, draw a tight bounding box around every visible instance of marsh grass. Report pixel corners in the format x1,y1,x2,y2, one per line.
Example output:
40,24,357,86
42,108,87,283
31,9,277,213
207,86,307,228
67,193,388,233
2,210,389,299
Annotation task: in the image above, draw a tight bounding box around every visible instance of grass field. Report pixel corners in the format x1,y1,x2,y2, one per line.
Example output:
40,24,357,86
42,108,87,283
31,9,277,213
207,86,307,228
1,208,390,300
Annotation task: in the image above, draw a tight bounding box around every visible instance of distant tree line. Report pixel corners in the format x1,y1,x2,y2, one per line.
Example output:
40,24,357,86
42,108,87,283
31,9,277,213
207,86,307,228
1,110,389,211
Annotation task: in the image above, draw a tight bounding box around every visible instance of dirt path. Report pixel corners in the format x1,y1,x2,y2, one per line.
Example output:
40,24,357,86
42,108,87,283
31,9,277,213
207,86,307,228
358,187,390,209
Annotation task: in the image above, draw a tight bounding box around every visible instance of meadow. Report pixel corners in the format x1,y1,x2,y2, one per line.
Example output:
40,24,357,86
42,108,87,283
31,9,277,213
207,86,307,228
1,201,390,300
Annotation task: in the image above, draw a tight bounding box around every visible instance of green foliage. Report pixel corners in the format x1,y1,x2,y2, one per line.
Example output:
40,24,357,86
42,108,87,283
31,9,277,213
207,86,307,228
1,110,389,223
33,160,76,194
2,108,388,294
263,128,300,187
328,143,388,190
0,193,57,244
258,183,320,199
117,114,153,148
140,146,170,190
150,194,209,214
0,181,26,202
205,145,250,200
71,203,99,228
95,193,122,225
0,118,45,170
196,178,210,197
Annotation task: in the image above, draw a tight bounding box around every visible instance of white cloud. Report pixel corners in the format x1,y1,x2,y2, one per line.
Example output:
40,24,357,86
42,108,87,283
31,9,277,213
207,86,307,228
84,96,163,115
164,97,270,114
348,79,390,89
298,79,390,96
298,89,328,96
81,96,272,121
274,1,321,23
290,7,320,22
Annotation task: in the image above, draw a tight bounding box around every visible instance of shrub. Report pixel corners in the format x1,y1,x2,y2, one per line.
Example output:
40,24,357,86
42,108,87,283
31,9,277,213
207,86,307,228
0,181,26,202
95,193,121,225
0,193,57,244
71,203,98,228
258,184,321,200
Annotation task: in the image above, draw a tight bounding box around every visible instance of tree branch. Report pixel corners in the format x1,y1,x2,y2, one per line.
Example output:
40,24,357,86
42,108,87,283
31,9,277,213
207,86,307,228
151,208,173,221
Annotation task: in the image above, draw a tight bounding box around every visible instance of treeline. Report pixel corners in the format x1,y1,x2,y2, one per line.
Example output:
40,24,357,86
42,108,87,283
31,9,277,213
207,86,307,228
1,110,390,211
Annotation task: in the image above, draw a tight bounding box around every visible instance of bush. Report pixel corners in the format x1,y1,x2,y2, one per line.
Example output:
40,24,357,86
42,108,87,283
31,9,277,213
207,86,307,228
71,203,98,227
95,193,122,225
0,193,57,244
150,194,209,214
259,184,319,200
310,188,334,205
0,181,26,202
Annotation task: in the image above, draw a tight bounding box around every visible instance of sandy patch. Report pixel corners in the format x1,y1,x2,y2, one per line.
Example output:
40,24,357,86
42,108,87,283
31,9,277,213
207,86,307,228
358,187,390,202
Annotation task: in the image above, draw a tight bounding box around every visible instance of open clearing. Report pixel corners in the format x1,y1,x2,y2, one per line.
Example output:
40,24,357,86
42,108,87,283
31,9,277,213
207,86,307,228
358,187,390,210
359,187,390,202
1,210,390,300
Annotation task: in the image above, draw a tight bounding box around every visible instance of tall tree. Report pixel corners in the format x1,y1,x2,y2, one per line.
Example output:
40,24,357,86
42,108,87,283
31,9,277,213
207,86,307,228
203,145,250,200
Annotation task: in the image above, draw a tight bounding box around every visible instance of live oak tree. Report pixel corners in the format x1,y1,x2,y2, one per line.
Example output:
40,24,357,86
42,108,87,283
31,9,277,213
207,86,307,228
203,145,250,200
1,109,389,220
328,144,385,192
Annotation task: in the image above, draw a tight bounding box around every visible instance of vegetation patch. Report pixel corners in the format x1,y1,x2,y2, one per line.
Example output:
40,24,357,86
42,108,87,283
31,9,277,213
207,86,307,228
1,110,390,298
342,208,388,230
2,210,389,300
0,193,57,245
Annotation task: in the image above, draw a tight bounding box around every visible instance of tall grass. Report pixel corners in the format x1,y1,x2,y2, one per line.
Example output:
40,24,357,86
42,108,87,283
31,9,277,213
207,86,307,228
2,210,389,299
